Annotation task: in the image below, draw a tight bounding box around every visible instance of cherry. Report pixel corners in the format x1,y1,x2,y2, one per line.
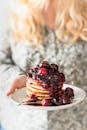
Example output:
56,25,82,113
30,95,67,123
50,64,58,71
42,98,53,106
59,73,65,82
65,87,74,98
38,68,48,75
39,61,50,69
27,72,32,78
29,94,37,102
58,94,71,105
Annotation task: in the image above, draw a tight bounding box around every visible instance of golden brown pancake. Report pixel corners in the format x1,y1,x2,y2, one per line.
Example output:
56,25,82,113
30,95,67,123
26,78,50,101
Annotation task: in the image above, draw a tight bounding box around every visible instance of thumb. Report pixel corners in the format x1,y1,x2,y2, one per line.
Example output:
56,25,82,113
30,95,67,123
6,84,17,96
6,78,19,96
6,75,26,96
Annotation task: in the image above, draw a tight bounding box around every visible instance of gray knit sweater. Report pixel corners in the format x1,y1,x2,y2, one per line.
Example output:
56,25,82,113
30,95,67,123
0,29,87,130
1,29,87,87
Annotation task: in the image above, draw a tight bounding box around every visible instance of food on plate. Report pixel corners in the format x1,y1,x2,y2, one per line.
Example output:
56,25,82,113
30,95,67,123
24,61,74,106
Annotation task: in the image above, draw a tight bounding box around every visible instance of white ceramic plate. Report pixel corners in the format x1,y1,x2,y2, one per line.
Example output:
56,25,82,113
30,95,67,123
11,84,86,111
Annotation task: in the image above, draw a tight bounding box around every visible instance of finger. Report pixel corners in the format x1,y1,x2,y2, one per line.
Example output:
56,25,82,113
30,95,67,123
6,86,16,96
6,79,19,96
6,75,26,96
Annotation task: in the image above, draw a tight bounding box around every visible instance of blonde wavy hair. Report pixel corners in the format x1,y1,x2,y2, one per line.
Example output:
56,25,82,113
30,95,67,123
11,0,87,44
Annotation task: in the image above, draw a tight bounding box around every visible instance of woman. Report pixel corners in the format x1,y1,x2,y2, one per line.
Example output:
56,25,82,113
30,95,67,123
0,0,87,130
6,0,87,94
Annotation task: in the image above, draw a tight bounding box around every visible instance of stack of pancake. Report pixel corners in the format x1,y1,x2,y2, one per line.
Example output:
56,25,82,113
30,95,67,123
24,61,71,106
26,78,50,102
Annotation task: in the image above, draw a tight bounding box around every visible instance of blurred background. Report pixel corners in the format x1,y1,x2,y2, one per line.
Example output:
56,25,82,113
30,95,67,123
0,0,87,130
0,0,10,32
0,1,10,130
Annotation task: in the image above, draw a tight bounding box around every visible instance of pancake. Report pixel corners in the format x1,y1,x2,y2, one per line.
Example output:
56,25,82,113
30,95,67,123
26,78,49,93
26,78,50,101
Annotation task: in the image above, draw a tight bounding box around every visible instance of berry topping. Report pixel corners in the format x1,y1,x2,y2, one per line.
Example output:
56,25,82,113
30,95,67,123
27,72,32,78
39,61,50,69
59,94,71,105
42,98,53,106
65,87,74,98
59,73,65,82
50,64,58,71
29,94,37,102
38,68,48,75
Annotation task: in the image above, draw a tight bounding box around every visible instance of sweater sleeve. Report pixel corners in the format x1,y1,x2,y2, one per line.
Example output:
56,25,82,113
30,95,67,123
0,31,23,92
